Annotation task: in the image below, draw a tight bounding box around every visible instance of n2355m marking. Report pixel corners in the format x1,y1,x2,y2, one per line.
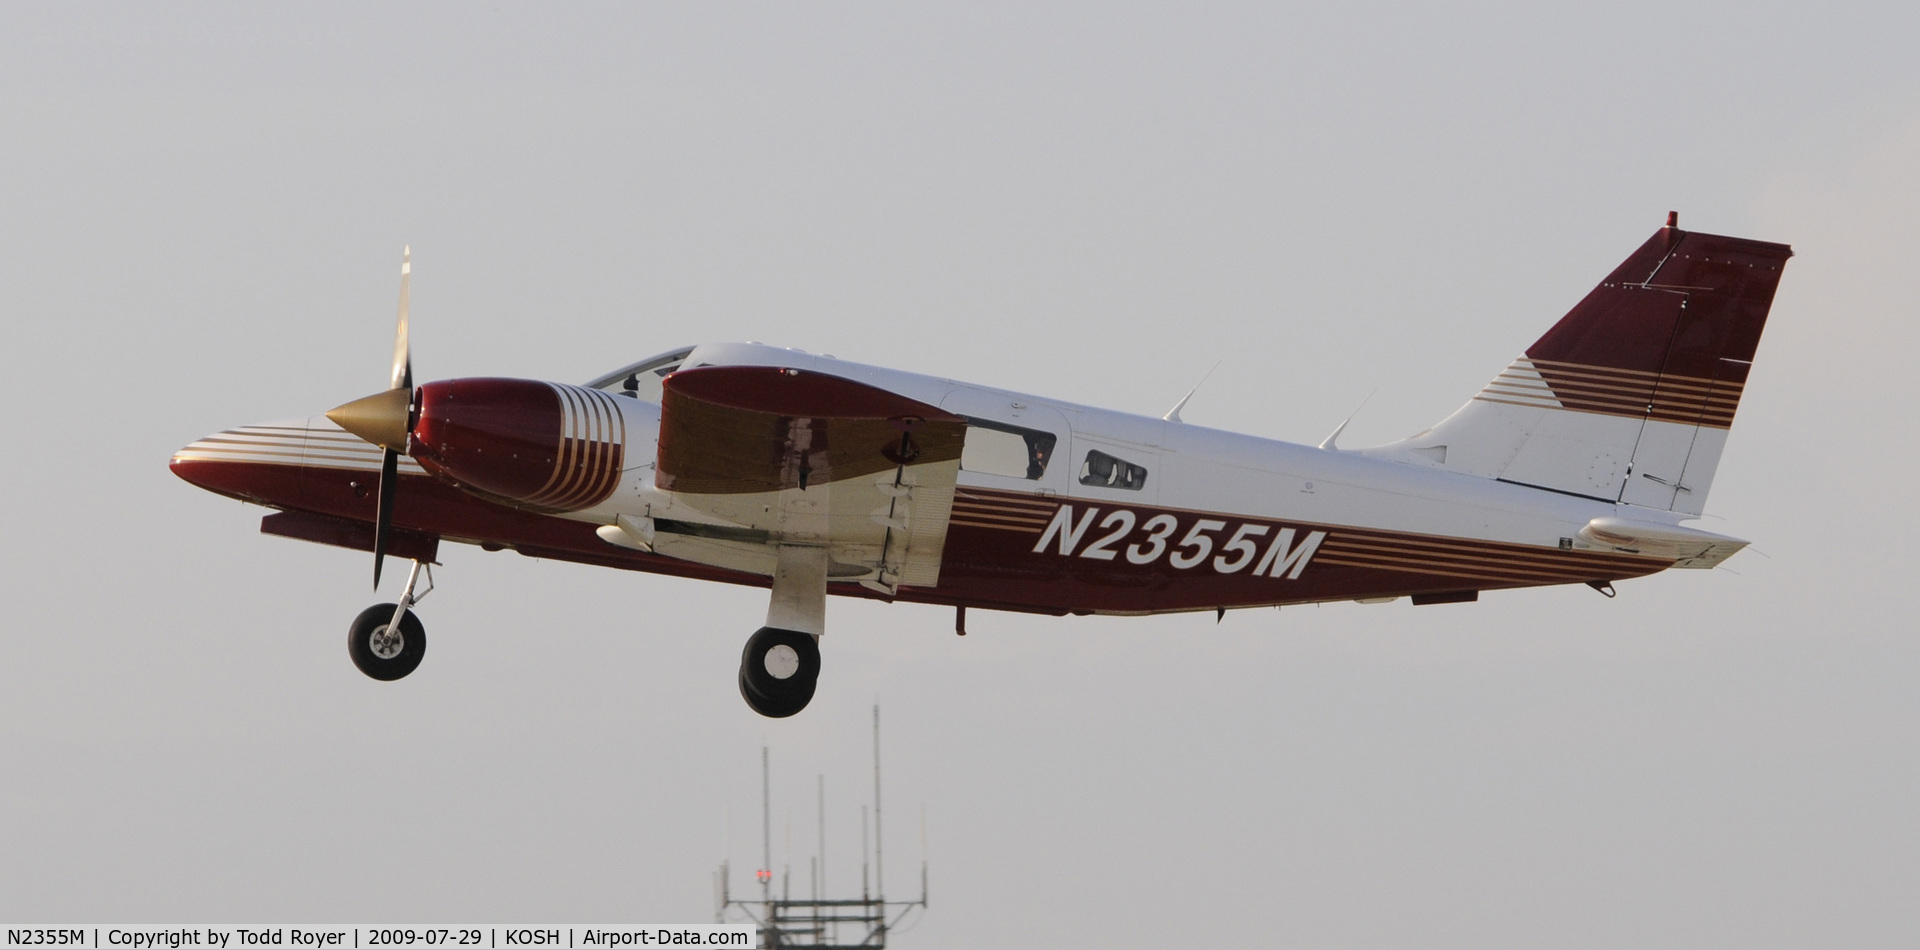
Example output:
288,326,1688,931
1036,505,1326,579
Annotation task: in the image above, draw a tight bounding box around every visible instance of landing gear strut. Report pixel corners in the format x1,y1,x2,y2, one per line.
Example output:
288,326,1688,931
739,545,828,717
348,559,432,681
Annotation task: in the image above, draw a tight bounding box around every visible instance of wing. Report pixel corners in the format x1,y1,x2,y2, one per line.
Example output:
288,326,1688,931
652,365,967,592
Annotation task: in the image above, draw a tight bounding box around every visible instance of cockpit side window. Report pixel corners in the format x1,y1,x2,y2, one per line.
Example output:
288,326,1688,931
1079,449,1148,491
959,418,1057,480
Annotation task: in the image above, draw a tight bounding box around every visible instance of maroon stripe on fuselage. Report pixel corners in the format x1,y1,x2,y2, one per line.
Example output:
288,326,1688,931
176,456,1671,617
927,487,1669,613
175,455,764,586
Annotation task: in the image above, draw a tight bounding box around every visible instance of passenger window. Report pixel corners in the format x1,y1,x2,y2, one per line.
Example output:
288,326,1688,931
1079,449,1148,491
960,419,1057,480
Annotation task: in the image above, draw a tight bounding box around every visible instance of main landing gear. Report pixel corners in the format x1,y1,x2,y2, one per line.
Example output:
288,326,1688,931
348,559,433,681
336,544,834,711
738,627,821,718
739,545,829,718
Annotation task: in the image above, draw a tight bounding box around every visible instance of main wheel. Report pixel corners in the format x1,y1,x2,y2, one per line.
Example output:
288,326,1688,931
738,626,819,718
347,603,427,681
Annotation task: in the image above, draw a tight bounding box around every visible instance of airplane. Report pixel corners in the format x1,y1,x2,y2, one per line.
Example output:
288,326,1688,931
172,213,1791,717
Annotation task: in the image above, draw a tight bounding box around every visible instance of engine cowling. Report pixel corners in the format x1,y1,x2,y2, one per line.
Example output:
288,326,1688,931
409,377,627,512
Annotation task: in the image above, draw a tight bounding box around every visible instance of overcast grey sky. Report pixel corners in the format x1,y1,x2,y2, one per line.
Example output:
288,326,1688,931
3,2,1918,945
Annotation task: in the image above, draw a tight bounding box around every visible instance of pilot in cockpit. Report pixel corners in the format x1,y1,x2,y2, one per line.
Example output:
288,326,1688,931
1027,439,1051,480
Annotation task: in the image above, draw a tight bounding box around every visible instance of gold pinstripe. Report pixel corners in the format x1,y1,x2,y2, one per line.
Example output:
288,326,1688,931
525,383,625,512
1472,357,1745,428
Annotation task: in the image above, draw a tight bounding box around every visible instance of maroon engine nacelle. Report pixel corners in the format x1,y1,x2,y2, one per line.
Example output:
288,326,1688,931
410,377,627,513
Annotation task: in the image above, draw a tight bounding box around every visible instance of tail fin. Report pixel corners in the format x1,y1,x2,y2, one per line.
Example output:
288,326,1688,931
1365,216,1792,516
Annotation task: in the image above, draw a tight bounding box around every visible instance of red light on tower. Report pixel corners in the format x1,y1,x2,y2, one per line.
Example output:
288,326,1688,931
756,869,772,884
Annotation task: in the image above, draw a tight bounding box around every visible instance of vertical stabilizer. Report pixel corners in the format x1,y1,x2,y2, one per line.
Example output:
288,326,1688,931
1364,217,1791,515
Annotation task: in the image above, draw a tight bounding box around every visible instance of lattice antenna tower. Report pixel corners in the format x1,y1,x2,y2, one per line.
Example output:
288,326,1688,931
715,706,928,948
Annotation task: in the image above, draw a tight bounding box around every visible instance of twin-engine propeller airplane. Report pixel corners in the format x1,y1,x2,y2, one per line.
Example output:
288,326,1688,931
173,214,1790,717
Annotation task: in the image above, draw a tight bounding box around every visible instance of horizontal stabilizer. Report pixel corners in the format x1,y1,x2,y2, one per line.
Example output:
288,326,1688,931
1577,516,1747,569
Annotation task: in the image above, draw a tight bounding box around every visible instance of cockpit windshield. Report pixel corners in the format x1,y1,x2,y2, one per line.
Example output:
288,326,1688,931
585,347,697,403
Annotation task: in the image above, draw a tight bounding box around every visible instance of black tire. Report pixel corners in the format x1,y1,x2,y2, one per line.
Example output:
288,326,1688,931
347,603,426,681
739,666,814,719
739,626,819,718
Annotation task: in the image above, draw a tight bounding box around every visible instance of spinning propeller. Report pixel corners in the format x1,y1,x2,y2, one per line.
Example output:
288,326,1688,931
326,248,416,588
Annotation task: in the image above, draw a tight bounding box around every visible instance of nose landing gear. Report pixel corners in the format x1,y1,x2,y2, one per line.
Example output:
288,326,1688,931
348,559,433,681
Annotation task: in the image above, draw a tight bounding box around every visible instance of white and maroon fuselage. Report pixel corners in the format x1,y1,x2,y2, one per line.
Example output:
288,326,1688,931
172,341,1681,616
172,223,1788,620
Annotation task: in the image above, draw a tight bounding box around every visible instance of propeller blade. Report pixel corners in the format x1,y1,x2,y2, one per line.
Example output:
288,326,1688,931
392,246,412,392
373,446,399,588
361,246,414,588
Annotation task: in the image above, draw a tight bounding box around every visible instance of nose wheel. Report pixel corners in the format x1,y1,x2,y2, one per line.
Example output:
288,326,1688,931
348,603,426,680
347,558,433,681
